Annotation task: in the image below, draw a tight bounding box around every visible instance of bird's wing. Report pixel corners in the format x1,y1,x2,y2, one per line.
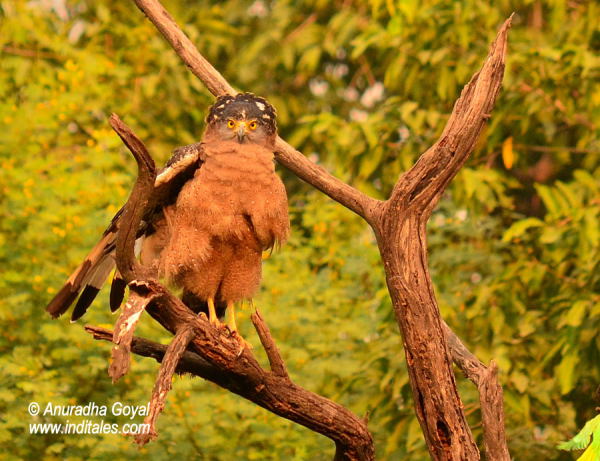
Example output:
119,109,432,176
46,142,205,321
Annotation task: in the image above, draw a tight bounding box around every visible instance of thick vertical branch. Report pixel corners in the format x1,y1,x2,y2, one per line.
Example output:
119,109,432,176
372,18,513,461
109,114,156,281
376,218,480,460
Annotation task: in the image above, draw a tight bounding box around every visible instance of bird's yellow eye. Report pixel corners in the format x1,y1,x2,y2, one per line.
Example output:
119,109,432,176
248,121,258,130
227,119,235,129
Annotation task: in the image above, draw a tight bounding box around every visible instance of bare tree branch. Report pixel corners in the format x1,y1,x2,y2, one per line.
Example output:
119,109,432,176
109,113,156,281
110,281,159,382
85,325,216,377
274,139,383,224
388,15,514,218
135,324,198,445
443,323,510,461
104,2,513,459
251,309,288,378
133,0,235,96
370,17,513,460
88,322,377,461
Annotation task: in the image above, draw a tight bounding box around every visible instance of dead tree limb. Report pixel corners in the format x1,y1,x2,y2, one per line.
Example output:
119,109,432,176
251,309,289,378
133,0,234,96
135,324,198,445
369,18,513,460
109,114,155,281
109,281,159,381
85,325,217,377
443,323,510,460
105,116,374,460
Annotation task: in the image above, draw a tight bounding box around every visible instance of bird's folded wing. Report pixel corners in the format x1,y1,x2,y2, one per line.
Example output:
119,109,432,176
45,142,205,321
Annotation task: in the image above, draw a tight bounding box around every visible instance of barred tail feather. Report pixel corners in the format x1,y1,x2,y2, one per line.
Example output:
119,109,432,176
46,232,115,319
109,270,127,312
70,254,116,322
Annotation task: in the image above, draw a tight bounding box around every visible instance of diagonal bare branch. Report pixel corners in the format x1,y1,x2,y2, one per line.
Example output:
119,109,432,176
251,309,288,378
443,322,510,461
387,15,513,218
135,324,198,445
133,0,235,96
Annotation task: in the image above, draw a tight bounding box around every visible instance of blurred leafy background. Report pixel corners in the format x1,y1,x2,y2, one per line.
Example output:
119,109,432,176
1,0,598,459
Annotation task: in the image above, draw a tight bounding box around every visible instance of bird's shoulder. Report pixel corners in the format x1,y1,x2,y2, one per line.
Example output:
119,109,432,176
157,142,206,184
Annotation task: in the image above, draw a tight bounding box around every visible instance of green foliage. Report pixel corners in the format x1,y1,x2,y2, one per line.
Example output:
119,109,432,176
558,414,600,461
1,0,598,460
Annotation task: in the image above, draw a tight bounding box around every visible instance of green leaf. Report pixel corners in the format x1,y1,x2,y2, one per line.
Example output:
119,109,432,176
559,300,589,328
558,414,600,451
511,370,529,393
502,217,544,242
556,352,579,395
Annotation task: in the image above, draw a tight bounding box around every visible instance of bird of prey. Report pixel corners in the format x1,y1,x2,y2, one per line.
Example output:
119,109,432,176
46,93,290,338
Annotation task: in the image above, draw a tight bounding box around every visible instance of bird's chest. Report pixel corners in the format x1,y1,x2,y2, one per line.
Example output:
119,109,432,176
177,152,276,215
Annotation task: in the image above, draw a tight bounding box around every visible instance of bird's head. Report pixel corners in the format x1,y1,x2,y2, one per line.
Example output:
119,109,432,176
205,93,277,148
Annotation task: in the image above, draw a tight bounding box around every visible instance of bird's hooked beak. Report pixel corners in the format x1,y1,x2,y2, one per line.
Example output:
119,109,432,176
236,122,248,143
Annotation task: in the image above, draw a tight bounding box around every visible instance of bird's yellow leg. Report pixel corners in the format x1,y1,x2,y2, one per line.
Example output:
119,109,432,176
227,301,252,350
207,297,219,326
226,301,237,332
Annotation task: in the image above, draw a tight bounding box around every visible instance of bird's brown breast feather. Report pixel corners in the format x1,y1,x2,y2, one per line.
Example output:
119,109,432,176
159,141,289,299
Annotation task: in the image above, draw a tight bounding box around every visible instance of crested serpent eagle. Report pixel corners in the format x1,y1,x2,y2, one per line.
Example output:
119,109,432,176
46,93,290,342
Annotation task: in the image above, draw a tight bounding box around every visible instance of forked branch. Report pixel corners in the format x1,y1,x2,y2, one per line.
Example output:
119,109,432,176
370,17,512,461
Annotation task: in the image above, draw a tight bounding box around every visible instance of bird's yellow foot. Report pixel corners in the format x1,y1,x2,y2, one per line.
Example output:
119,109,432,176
207,298,220,327
226,302,252,351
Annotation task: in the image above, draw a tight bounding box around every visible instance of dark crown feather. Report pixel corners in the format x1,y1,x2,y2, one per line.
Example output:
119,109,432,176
207,92,277,134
